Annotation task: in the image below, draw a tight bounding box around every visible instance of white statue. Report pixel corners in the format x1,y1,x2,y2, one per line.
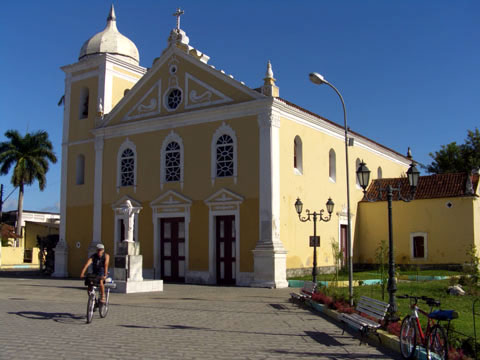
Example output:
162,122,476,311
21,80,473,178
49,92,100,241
121,200,139,242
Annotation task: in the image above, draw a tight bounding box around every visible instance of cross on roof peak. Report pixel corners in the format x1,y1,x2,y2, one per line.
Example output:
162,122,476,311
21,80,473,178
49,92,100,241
173,8,184,30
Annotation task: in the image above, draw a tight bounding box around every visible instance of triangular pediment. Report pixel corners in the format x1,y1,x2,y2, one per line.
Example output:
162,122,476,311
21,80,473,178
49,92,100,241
204,188,244,205
102,46,263,127
112,195,142,209
150,190,192,208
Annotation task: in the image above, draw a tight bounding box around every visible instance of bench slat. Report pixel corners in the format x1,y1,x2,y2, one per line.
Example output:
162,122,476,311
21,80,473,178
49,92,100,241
360,296,390,308
357,304,388,319
358,298,389,312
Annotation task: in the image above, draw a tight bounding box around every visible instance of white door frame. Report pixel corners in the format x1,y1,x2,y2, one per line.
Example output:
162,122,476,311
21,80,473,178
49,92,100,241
150,190,192,280
204,188,243,285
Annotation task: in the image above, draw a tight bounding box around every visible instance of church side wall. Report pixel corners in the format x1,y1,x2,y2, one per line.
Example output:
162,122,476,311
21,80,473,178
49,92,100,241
278,115,409,275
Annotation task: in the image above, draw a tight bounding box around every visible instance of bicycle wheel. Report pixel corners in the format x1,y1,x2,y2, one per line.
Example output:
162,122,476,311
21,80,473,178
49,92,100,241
400,315,417,359
427,325,448,360
86,293,95,324
99,290,109,318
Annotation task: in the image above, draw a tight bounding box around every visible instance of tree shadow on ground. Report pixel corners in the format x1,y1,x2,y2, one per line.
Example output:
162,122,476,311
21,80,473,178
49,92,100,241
8,311,85,325
269,349,399,359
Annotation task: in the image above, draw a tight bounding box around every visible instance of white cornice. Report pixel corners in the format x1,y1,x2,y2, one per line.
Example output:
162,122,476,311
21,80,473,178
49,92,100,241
61,53,146,75
272,98,410,166
92,98,271,139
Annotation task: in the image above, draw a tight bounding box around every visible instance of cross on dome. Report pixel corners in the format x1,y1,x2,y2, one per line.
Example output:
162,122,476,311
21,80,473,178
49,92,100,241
173,8,184,30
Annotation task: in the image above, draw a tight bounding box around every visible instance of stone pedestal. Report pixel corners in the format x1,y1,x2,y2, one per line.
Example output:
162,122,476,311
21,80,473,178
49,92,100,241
52,242,68,278
113,241,163,293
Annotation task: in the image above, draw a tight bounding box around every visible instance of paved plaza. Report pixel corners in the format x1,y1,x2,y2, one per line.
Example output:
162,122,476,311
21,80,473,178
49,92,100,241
0,274,400,360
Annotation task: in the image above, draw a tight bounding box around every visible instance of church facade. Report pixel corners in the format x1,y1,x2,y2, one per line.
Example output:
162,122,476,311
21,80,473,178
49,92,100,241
54,6,411,287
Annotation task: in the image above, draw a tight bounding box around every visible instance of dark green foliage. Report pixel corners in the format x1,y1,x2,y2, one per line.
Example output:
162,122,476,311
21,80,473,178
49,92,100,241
427,128,480,174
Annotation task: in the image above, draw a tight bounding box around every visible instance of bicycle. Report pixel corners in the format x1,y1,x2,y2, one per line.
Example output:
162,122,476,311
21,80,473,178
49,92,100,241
397,294,458,360
85,274,116,324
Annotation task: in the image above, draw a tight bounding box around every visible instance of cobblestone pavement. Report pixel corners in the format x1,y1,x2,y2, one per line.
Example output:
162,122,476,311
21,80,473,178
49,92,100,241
0,276,401,360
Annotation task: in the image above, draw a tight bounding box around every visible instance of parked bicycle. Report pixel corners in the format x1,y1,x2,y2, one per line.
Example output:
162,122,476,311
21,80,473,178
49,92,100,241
397,294,458,360
85,274,116,324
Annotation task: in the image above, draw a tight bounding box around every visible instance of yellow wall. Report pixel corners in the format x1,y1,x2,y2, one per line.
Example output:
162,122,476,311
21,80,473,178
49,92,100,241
355,197,477,265
112,76,136,110
279,116,409,271
0,247,40,266
24,222,59,249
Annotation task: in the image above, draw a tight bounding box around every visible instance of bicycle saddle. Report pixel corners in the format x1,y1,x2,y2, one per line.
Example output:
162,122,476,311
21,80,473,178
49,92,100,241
428,310,459,321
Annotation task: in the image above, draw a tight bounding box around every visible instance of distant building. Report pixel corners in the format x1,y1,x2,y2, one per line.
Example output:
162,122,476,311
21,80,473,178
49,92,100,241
355,173,480,267
56,6,411,285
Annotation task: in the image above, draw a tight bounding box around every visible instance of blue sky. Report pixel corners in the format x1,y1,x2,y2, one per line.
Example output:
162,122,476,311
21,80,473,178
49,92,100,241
0,1,478,212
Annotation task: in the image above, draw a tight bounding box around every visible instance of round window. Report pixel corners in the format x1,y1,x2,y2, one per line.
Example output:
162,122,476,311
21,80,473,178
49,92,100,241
167,88,182,110
169,65,178,74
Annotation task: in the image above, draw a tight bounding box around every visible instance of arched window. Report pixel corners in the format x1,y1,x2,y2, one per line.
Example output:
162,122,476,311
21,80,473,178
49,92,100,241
216,135,234,177
294,136,303,175
160,131,184,189
117,139,137,190
79,87,89,119
165,142,181,181
329,149,336,182
211,123,237,184
377,166,383,179
76,154,85,185
356,158,361,187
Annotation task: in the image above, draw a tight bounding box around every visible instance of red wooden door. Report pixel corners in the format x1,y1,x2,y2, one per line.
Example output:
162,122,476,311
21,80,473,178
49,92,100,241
340,225,348,268
160,217,185,282
216,215,236,285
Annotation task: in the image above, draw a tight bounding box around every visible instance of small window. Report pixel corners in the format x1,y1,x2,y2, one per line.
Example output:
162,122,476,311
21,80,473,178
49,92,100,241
216,135,234,177
377,166,383,179
79,87,89,119
410,232,427,259
329,149,336,182
76,154,85,185
165,141,181,182
294,136,303,175
120,148,135,186
124,89,130,96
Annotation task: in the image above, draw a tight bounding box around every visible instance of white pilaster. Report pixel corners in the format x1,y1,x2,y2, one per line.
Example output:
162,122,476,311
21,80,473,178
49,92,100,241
89,136,104,254
53,74,72,278
252,110,288,288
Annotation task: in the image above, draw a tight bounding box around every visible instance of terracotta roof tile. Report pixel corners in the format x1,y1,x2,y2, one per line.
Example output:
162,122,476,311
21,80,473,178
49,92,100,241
363,173,479,201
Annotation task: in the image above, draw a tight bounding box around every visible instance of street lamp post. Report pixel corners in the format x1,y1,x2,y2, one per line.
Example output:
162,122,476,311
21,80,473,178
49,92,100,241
356,160,420,320
295,197,334,284
309,72,354,305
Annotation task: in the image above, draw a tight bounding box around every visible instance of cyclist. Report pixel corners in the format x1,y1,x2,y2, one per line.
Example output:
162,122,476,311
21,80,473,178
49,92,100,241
80,243,110,303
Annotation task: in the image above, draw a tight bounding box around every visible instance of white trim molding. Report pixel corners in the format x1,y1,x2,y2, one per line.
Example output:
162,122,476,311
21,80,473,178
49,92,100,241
252,110,288,288
211,122,238,186
89,135,104,252
204,188,244,285
150,190,192,280
160,130,184,190
410,232,428,260
117,138,137,193
184,73,232,110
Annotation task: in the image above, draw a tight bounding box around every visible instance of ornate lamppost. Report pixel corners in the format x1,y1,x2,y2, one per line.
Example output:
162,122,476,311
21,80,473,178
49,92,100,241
356,160,420,320
295,197,335,284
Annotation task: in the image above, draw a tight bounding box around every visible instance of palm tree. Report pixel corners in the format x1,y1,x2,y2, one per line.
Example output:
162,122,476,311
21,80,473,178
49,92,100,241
0,130,57,237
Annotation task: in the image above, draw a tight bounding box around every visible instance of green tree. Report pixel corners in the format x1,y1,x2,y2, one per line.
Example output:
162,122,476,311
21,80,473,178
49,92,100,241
0,130,57,236
427,128,480,174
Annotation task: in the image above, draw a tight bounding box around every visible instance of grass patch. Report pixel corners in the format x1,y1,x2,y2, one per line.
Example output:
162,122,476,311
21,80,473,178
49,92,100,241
320,279,478,339
289,269,462,282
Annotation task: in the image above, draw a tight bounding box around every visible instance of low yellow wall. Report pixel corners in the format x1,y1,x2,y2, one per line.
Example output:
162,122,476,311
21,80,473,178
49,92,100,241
0,247,40,266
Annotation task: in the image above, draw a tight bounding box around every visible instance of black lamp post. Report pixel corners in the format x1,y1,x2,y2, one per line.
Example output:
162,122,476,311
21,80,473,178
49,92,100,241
356,160,420,320
295,197,335,284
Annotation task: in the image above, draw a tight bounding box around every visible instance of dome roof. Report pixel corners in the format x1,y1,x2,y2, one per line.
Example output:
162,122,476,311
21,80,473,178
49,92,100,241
79,5,139,65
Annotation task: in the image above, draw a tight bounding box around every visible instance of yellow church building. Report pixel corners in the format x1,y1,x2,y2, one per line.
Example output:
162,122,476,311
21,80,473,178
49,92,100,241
53,6,411,287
